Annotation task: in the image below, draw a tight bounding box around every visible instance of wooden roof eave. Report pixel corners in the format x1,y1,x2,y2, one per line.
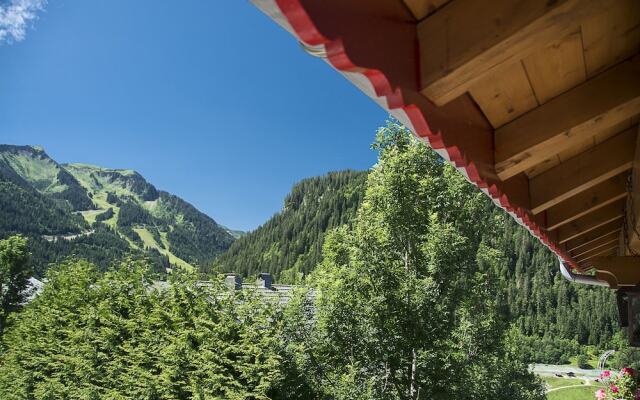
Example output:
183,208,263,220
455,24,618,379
251,0,640,278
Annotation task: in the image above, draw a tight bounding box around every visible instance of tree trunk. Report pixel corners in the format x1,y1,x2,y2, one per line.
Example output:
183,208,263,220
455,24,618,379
410,347,417,399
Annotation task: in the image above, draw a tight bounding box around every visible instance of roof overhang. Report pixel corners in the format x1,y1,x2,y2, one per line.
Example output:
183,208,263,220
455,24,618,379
251,0,640,288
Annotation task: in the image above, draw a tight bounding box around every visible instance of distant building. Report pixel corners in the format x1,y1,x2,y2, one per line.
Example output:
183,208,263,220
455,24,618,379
26,273,306,306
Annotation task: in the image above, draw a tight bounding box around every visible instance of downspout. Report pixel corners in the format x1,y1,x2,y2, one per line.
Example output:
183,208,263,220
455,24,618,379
559,257,609,287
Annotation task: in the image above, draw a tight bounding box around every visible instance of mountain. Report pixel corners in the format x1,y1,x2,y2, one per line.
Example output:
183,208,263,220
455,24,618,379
0,145,94,211
213,170,368,282
0,144,619,357
0,145,235,275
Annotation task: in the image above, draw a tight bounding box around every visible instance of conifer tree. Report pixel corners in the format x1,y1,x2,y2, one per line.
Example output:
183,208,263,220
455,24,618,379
0,235,31,336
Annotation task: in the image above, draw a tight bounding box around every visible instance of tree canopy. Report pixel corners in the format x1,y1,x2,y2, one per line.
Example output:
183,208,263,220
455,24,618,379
278,122,545,400
0,235,31,336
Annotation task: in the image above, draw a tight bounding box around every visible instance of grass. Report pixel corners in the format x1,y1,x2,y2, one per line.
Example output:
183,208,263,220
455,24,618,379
65,163,141,201
542,374,605,400
79,209,104,224
542,376,584,389
134,227,194,271
1,151,66,193
547,385,600,400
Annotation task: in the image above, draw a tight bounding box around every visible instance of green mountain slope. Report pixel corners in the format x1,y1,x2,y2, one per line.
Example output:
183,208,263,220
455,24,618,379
0,179,87,236
213,170,367,281
0,145,235,274
0,145,94,211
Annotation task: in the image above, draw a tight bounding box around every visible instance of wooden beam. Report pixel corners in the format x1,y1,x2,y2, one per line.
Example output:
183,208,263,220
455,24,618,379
495,58,640,180
625,125,640,254
564,220,622,253
572,232,620,259
529,128,636,214
575,243,620,263
545,174,628,231
557,200,625,243
592,256,640,288
580,248,618,268
418,0,614,106
403,0,450,20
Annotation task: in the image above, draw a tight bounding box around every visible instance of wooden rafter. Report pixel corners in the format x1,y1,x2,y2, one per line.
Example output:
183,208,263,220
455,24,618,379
495,58,640,180
557,200,625,243
529,128,636,214
571,231,621,258
418,0,615,106
580,248,619,268
624,125,640,254
579,248,618,272
545,174,628,231
564,220,623,253
575,243,620,263
593,256,640,288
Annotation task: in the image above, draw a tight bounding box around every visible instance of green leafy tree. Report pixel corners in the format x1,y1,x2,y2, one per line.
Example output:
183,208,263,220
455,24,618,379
0,235,31,336
282,122,545,399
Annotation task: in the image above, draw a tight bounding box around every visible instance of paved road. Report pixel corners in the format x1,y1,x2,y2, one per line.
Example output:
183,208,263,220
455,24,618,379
42,229,95,242
530,363,603,379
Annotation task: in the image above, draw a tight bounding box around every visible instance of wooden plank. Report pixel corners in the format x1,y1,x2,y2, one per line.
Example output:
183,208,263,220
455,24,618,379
418,0,614,106
594,118,636,146
525,121,630,178
545,174,628,231
582,0,640,77
557,200,625,243
525,155,560,178
529,128,636,214
626,125,640,254
403,0,451,20
469,62,538,128
522,31,586,104
495,59,640,180
592,256,640,288
571,231,621,258
564,220,622,253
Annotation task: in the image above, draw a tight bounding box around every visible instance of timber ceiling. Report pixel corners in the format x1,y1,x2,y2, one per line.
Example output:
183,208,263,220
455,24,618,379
411,0,640,271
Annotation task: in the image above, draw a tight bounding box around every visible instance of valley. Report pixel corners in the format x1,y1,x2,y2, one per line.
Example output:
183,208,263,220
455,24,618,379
0,140,633,393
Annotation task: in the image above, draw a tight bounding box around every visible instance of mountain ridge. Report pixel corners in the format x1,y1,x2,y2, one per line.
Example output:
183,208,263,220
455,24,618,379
0,144,236,274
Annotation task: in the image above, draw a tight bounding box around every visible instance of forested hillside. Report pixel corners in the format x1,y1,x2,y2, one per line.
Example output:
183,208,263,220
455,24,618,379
213,170,367,281
217,164,619,357
0,145,235,275
483,211,618,357
0,144,621,358
0,127,547,399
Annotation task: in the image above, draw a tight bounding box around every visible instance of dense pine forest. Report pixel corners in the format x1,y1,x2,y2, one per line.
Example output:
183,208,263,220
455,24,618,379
212,170,367,281
215,150,620,362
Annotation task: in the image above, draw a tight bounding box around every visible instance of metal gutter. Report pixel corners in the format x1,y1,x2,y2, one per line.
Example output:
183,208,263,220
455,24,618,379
559,258,609,287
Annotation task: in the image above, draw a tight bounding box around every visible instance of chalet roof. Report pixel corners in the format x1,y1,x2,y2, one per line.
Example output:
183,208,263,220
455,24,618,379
250,0,640,289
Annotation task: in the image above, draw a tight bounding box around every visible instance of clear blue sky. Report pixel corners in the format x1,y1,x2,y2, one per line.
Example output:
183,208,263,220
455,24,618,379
0,1,387,231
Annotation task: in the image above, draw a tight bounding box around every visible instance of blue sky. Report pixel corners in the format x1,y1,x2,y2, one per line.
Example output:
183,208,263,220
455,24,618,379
0,1,387,231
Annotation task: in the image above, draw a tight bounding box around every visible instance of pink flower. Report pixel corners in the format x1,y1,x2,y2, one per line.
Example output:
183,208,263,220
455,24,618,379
611,384,619,393
623,367,636,376
602,370,612,378
595,388,606,399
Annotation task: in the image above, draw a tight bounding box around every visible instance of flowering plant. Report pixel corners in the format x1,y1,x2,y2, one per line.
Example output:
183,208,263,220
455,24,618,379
596,368,639,400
